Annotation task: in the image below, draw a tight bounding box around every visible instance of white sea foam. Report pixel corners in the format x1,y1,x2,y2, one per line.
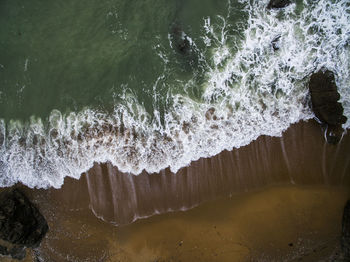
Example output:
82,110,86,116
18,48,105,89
0,0,349,188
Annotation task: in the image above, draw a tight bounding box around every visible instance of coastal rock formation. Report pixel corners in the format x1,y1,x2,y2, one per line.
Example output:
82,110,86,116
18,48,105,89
342,200,350,261
0,189,48,260
267,0,292,9
308,70,347,144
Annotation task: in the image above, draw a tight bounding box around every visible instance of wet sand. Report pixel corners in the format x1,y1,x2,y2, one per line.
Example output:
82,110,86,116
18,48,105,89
3,119,350,261
10,185,350,262
46,119,350,225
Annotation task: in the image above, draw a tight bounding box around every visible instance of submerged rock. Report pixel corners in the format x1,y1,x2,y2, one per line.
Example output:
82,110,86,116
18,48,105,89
267,0,292,9
342,200,350,261
0,189,48,260
308,70,347,144
169,22,199,69
170,23,192,56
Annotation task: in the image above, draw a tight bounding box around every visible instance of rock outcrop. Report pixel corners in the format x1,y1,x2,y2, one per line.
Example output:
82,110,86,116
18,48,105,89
267,0,292,9
0,189,48,260
308,70,347,144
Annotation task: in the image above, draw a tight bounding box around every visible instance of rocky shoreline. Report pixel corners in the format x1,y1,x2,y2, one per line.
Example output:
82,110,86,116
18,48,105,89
0,189,48,260
309,70,347,144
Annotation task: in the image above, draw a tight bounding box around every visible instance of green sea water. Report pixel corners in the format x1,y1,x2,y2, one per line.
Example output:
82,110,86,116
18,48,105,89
0,0,237,121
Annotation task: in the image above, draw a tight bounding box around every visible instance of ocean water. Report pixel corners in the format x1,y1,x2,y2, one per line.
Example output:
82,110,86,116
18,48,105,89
0,0,349,188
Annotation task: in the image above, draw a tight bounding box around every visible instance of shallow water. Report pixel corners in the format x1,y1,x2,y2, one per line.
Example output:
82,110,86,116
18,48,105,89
50,120,350,225
0,0,349,188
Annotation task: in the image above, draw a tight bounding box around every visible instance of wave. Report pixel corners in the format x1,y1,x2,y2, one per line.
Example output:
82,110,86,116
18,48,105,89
0,0,349,188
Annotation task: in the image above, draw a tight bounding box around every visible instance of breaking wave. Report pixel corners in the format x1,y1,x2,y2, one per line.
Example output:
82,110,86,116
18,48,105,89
0,0,349,188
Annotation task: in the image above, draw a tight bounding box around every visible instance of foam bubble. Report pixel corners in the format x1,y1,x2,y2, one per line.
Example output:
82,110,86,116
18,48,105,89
0,0,349,188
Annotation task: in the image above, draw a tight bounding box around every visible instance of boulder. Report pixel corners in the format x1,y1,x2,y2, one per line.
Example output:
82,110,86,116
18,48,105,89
0,189,48,260
267,0,292,9
308,70,347,144
310,91,340,106
313,103,346,126
309,70,337,92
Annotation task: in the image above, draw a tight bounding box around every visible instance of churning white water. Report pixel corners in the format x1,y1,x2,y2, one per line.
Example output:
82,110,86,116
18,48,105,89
0,0,349,188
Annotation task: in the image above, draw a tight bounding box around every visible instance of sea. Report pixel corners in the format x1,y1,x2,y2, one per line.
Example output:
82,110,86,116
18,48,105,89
0,0,349,189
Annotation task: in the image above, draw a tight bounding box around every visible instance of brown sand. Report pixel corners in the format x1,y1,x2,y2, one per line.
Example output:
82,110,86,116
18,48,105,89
46,120,350,225
2,119,350,261
13,185,350,262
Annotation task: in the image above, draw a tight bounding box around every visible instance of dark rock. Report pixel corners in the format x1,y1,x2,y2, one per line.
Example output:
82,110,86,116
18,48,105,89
9,246,26,260
326,125,344,145
267,0,292,9
0,245,9,256
171,23,192,56
342,200,350,260
313,103,346,126
309,70,337,93
0,189,48,260
308,70,347,144
310,91,340,106
169,22,199,69
178,37,191,55
271,35,281,51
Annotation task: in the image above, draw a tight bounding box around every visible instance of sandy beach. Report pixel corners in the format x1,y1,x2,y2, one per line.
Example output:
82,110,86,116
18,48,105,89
1,0,350,260
9,185,349,262
2,119,347,261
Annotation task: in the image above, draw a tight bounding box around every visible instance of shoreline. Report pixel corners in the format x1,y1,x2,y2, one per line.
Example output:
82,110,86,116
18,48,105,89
3,118,350,261
0,0,349,260
36,119,350,225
